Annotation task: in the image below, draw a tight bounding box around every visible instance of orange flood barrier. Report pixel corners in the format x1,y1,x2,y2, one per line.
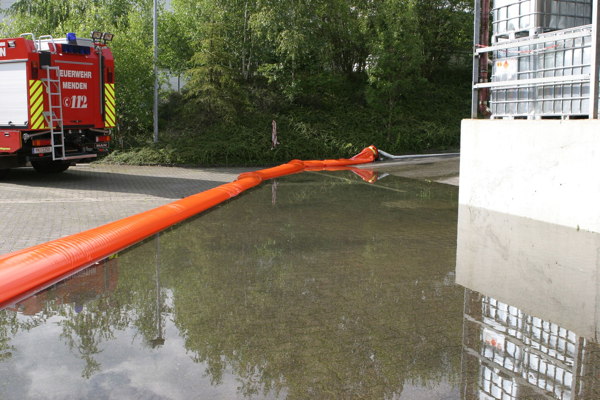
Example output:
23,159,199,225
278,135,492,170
0,146,378,306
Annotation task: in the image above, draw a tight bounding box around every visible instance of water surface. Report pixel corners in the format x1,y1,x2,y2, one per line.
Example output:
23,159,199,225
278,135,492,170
0,169,598,399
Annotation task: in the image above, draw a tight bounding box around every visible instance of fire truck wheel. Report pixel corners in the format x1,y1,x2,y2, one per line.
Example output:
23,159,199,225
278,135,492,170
0,169,8,179
31,160,70,174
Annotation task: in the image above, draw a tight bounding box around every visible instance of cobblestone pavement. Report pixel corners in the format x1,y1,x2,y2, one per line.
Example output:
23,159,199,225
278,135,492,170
0,164,255,255
0,157,460,256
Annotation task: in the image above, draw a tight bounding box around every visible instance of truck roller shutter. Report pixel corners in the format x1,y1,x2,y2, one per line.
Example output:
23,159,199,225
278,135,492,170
0,62,28,127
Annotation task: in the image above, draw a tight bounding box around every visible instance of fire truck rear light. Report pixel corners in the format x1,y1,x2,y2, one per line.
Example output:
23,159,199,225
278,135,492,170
96,136,111,142
32,139,51,146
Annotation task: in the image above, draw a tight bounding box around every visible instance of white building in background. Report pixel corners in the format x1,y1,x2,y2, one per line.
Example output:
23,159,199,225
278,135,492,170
0,0,16,8
0,0,17,21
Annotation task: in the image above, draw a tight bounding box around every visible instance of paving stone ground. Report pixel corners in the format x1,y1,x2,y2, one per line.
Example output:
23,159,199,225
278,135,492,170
0,156,460,256
0,164,255,255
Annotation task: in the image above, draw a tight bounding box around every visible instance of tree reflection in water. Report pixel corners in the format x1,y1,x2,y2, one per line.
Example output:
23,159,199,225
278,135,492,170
0,171,461,398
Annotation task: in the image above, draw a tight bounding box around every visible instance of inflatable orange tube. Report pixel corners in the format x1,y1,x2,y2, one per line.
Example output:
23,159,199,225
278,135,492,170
0,146,378,306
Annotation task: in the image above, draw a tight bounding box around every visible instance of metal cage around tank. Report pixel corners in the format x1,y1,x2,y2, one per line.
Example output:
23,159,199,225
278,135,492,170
472,0,600,119
460,290,593,400
492,0,592,42
489,25,592,118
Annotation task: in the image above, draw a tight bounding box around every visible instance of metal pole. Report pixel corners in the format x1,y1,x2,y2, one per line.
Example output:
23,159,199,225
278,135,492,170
155,233,162,342
590,1,600,119
479,0,490,118
471,0,482,119
153,0,159,142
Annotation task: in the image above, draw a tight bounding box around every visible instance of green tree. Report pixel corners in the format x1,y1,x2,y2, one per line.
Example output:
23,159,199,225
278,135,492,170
365,0,425,139
1,0,473,161
415,0,473,79
172,0,258,122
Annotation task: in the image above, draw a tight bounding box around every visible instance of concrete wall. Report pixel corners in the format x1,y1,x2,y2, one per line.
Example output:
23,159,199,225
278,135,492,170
460,119,600,233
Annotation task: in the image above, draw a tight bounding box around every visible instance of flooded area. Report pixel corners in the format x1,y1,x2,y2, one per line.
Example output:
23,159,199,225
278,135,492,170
0,168,598,399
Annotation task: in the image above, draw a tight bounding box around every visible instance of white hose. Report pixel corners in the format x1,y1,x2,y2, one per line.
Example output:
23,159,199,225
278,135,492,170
378,149,459,160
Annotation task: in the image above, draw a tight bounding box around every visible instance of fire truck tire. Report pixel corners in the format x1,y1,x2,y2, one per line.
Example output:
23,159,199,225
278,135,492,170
0,169,8,179
31,160,70,174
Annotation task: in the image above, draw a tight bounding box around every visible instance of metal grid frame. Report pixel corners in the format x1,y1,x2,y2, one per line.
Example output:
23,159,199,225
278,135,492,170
492,0,592,42
471,0,600,119
462,292,582,400
480,297,576,399
487,25,592,118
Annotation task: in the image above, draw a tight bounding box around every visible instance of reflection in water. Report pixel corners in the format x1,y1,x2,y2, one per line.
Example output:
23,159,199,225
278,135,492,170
2,259,121,378
457,205,600,400
0,171,461,399
150,234,165,349
461,289,600,400
8,259,119,316
3,173,600,399
456,205,600,339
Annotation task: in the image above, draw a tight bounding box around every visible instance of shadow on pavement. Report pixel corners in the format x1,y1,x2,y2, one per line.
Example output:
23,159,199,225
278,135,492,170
0,166,250,199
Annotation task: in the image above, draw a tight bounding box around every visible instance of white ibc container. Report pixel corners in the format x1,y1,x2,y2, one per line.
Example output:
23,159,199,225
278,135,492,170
492,0,592,42
535,28,591,115
490,42,537,117
490,25,592,118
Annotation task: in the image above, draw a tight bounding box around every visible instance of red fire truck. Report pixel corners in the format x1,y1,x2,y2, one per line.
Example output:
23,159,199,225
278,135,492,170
0,32,115,176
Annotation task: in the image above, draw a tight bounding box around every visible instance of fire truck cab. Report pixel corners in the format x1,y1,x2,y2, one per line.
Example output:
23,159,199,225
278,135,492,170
0,32,115,176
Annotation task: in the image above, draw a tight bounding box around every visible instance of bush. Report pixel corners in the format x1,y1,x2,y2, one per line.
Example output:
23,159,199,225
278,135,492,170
102,68,469,167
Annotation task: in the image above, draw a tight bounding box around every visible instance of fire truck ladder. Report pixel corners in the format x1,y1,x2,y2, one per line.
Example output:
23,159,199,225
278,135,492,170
41,66,66,161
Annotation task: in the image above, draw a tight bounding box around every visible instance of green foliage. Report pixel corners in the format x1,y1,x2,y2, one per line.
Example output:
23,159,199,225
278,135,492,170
1,0,473,164
415,0,473,78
